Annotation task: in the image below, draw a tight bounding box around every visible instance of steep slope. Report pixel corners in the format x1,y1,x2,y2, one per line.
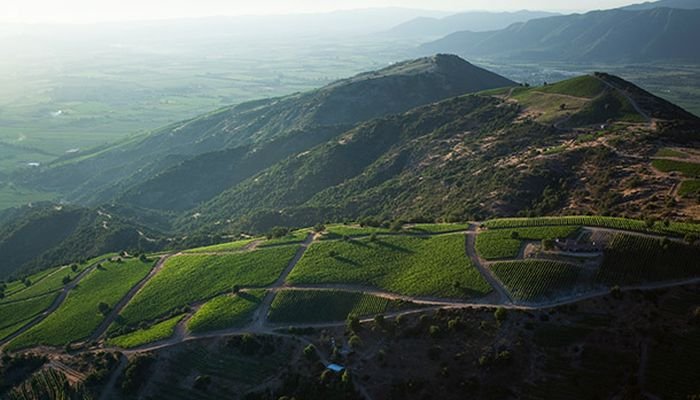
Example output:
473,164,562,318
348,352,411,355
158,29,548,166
181,73,700,233
385,10,559,38
0,204,162,279
24,55,515,214
420,8,700,63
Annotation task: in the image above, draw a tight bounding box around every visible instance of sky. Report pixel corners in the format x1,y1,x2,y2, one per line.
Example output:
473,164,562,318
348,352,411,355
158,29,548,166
1,0,641,23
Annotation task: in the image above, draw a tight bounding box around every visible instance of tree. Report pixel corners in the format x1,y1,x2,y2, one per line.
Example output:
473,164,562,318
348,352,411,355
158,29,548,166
23,278,32,287
429,325,441,338
71,264,78,272
341,370,351,385
374,315,385,329
62,276,72,285
232,285,241,294
560,103,566,110
494,307,507,323
303,344,318,361
98,302,111,316
369,233,378,242
510,231,520,239
139,254,148,262
313,223,326,233
346,315,361,333
542,239,555,251
349,335,362,349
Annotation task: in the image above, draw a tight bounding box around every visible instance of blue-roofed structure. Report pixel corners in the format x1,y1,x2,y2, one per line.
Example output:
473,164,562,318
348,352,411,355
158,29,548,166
326,363,345,373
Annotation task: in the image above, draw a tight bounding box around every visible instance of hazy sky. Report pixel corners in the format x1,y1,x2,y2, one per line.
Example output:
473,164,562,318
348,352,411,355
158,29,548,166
2,0,640,23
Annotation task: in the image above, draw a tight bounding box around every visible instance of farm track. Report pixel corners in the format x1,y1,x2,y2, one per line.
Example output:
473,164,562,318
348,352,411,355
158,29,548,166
98,353,128,400
88,254,174,342
0,259,105,349
465,224,514,304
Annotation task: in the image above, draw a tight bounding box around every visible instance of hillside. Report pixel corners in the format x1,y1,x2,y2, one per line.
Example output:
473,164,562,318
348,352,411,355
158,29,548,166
180,73,700,234
621,0,700,10
23,55,515,214
420,8,700,63
385,10,559,38
0,204,162,279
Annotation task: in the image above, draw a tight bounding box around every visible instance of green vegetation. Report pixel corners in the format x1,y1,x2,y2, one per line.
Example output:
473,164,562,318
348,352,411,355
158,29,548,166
406,223,470,233
268,290,415,323
183,238,257,253
187,291,265,333
7,258,153,349
678,180,700,197
1,266,63,299
107,315,184,349
117,246,297,327
0,185,55,211
322,224,391,239
597,234,700,285
475,226,580,260
7,369,91,400
652,159,700,177
288,235,491,299
484,216,700,236
491,260,584,302
0,294,56,340
536,76,606,98
258,230,310,247
654,147,689,159
1,267,74,303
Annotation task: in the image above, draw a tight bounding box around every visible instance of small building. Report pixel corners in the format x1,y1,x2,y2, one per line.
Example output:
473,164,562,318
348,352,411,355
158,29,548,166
326,364,345,373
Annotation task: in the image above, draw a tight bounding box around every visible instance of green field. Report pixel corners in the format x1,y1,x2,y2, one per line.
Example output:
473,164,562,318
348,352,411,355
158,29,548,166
0,183,56,211
536,75,606,98
678,180,700,197
0,293,56,340
268,290,415,323
475,226,580,260
106,314,184,349
288,235,491,299
406,223,470,233
2,266,63,299
652,159,700,177
1,266,75,303
183,238,257,253
116,246,297,327
596,234,700,285
258,230,311,247
321,224,391,240
491,260,584,302
483,216,700,236
654,148,689,159
187,291,265,333
6,258,153,349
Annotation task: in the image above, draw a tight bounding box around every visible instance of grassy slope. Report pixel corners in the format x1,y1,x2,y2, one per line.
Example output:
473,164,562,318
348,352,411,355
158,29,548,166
187,290,265,333
183,238,257,253
475,226,580,260
268,290,414,323
678,180,700,197
652,159,700,177
106,314,184,349
483,216,700,236
288,235,491,299
117,246,297,327
7,258,153,349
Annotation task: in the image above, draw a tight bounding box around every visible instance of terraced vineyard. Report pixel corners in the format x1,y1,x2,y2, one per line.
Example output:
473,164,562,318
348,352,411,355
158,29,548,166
7,258,153,350
257,229,311,247
115,246,297,328
491,260,584,302
107,314,184,349
183,238,257,253
268,290,416,323
678,180,700,197
0,293,57,340
406,223,470,233
484,216,700,236
596,234,700,285
288,235,491,299
475,226,580,260
187,290,265,333
322,224,391,239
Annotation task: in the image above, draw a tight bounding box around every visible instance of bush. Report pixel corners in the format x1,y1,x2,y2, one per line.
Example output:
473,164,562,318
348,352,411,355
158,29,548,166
304,344,318,361
494,307,507,322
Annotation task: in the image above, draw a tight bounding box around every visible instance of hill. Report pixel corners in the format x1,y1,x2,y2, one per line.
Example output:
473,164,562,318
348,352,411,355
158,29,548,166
0,204,162,279
180,73,700,234
621,0,700,10
385,10,559,39
22,55,515,215
420,8,700,63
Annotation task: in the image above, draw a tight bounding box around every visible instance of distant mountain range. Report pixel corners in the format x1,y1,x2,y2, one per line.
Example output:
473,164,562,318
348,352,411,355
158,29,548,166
385,10,559,38
420,7,700,63
621,0,700,10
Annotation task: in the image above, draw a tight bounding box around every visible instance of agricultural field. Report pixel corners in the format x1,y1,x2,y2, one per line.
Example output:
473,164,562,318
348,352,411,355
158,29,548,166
187,290,265,333
0,293,57,340
678,180,700,197
258,229,311,247
406,223,470,233
1,266,74,303
107,315,184,349
1,267,59,298
183,238,257,253
491,260,585,302
654,148,689,159
116,246,297,327
321,224,391,240
475,226,580,260
146,339,294,399
6,258,153,349
596,234,700,285
268,290,416,324
652,159,700,177
483,216,700,236
288,235,491,299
